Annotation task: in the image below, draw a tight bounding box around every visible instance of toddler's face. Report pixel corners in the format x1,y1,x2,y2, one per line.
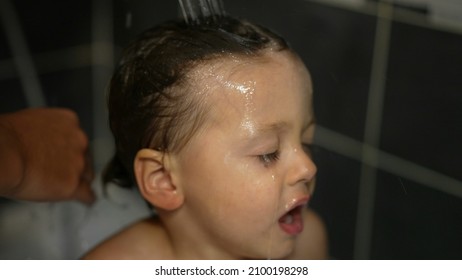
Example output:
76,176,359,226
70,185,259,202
173,51,316,259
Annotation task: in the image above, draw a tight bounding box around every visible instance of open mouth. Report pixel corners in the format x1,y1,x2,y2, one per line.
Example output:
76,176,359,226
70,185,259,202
278,205,304,236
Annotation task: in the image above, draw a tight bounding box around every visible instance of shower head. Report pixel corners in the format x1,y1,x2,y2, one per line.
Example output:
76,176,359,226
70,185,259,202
178,0,226,25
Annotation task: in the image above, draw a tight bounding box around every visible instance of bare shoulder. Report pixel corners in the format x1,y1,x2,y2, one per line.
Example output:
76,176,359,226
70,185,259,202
288,208,329,259
81,217,172,260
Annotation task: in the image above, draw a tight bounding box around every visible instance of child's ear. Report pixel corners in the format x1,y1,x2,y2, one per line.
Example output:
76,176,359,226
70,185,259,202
134,148,184,211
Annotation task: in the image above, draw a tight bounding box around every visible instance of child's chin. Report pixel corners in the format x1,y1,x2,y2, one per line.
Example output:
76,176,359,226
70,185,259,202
257,243,295,260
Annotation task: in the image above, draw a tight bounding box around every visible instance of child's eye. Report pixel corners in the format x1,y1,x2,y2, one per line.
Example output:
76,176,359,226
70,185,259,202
258,150,280,167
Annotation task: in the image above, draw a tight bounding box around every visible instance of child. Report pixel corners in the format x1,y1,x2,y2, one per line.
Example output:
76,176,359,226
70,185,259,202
83,15,327,259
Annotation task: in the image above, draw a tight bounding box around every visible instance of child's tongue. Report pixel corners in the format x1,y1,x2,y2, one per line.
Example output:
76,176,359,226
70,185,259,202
279,211,294,224
278,206,303,235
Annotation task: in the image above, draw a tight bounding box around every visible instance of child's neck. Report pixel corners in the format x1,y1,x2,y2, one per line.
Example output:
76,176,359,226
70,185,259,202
157,211,242,259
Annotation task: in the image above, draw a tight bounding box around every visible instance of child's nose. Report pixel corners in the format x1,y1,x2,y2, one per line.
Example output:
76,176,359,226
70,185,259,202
286,146,317,187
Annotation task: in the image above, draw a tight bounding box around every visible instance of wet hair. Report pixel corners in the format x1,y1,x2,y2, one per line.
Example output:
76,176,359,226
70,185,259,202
104,16,290,188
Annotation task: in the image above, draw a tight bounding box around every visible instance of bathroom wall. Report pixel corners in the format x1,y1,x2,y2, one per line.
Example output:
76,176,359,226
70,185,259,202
0,0,461,259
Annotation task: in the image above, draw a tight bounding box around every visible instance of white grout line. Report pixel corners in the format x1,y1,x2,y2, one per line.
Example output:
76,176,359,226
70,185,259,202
393,6,462,35
354,1,393,260
315,125,462,199
304,0,462,35
0,0,46,107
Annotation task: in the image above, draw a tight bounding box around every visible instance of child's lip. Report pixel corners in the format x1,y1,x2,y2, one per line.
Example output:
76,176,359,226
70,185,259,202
285,195,310,213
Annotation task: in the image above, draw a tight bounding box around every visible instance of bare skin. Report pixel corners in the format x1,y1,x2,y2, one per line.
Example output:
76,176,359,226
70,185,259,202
82,208,328,259
0,108,95,204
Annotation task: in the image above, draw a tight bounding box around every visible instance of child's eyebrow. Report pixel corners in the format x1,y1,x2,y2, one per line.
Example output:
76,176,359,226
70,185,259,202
238,120,314,151
238,121,288,145
247,119,315,137
242,119,315,143
253,121,290,136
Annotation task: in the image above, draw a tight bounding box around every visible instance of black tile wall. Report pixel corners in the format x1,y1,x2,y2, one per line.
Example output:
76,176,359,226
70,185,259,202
381,22,462,181
374,20,462,260
0,30,10,60
372,171,462,259
0,79,27,112
12,0,91,54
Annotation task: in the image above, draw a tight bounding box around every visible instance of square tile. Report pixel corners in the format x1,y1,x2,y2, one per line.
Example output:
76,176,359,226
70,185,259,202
13,0,91,54
372,171,462,259
0,79,27,113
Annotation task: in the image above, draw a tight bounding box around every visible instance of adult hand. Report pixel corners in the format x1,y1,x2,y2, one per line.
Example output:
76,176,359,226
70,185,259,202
0,108,95,204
